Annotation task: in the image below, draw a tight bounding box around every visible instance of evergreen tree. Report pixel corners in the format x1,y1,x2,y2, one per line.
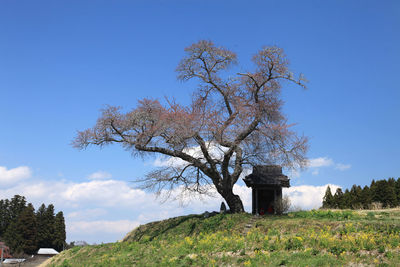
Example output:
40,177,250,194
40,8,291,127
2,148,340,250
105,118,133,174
2,195,27,253
44,204,56,247
333,188,344,209
8,195,27,222
384,179,397,208
348,185,362,209
4,203,37,254
343,189,351,209
387,178,398,207
36,204,48,248
360,185,372,209
1,197,65,253
17,203,37,254
53,212,66,252
36,204,55,248
4,219,23,254
373,180,396,208
396,178,400,205
322,186,334,208
0,199,10,236
355,186,363,208
370,179,378,204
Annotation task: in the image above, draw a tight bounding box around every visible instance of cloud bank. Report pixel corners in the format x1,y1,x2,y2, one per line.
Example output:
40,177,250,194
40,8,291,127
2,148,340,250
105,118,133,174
0,165,341,243
0,166,32,186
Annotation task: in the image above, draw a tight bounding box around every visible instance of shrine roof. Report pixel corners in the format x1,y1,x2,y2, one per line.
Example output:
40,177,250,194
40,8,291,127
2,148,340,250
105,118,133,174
243,165,290,188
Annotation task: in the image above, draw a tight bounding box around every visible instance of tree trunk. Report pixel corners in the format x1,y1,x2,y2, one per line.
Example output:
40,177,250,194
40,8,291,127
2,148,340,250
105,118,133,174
221,188,244,213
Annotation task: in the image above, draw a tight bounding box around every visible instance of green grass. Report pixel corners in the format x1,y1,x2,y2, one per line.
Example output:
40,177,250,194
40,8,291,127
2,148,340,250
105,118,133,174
46,209,400,266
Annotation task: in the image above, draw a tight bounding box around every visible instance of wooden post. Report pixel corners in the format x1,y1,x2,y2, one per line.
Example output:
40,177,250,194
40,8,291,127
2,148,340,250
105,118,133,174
255,188,259,215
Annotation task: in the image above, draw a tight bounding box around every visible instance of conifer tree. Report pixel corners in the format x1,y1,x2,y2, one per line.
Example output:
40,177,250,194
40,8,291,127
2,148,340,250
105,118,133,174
0,199,10,236
349,185,362,209
8,195,27,222
36,204,55,248
333,188,344,209
36,204,48,248
44,204,56,247
322,186,334,208
53,211,66,252
387,178,398,207
396,178,400,205
4,219,23,254
17,203,37,254
360,185,372,209
372,180,396,208
343,189,351,209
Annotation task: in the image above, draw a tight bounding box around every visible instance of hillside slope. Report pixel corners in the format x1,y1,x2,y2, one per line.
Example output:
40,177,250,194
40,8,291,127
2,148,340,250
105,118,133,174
45,209,400,266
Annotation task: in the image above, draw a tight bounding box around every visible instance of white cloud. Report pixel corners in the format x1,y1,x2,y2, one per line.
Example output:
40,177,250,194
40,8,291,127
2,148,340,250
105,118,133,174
0,166,31,186
306,157,351,175
87,171,112,180
335,163,351,171
67,208,108,220
284,184,340,210
68,220,140,235
0,165,341,243
307,157,333,168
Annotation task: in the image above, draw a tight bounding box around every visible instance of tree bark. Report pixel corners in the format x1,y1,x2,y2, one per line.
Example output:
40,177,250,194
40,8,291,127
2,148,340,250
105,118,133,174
220,187,244,213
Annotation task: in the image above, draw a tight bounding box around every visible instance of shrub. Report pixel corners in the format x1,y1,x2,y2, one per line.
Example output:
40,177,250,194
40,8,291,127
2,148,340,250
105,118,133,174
275,195,291,215
369,202,383,210
285,237,304,250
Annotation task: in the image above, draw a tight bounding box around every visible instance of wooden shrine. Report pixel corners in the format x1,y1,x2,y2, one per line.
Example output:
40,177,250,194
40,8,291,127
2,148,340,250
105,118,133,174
243,165,290,215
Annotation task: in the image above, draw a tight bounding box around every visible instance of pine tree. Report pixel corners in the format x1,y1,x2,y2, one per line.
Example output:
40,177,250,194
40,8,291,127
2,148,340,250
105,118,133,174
4,219,23,254
370,179,379,204
396,178,400,206
53,212,66,252
8,195,27,222
355,186,363,208
36,204,47,248
343,189,351,209
322,186,334,208
333,188,344,209
360,185,372,209
36,204,56,248
349,185,362,209
17,203,37,254
0,199,10,236
4,203,38,254
383,178,397,208
3,195,27,254
44,204,56,248
387,178,398,207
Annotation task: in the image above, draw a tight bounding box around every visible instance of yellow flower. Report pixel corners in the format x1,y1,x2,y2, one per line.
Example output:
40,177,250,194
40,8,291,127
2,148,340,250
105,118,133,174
184,236,193,246
244,260,251,266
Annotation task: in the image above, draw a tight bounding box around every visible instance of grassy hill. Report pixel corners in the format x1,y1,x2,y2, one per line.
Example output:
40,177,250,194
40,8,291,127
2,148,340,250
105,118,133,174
44,209,400,266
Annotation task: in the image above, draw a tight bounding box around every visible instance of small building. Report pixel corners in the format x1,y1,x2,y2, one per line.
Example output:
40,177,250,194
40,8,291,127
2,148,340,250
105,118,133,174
243,165,290,215
37,248,59,257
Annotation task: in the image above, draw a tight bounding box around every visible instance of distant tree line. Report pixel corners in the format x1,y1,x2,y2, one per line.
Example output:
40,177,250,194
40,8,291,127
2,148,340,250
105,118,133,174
322,178,400,209
0,195,66,255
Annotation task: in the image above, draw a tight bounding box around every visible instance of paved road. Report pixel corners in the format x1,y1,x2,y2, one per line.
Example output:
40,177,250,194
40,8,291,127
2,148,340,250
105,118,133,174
2,256,50,267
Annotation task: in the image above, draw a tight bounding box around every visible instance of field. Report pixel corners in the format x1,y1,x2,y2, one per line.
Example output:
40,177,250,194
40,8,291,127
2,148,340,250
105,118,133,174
44,209,400,266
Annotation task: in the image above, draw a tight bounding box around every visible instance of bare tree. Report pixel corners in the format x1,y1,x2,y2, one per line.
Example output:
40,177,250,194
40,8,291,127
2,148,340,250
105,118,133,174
73,40,308,213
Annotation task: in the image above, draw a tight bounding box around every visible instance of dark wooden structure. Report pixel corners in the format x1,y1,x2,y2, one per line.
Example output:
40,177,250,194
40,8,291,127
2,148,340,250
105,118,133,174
243,165,290,215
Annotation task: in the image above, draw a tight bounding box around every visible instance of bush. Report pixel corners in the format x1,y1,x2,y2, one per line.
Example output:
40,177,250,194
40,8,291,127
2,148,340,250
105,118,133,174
369,202,383,210
275,195,291,215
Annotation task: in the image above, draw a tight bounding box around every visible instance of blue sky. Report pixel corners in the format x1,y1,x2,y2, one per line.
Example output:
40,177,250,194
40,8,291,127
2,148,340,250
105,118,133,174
1,0,399,243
